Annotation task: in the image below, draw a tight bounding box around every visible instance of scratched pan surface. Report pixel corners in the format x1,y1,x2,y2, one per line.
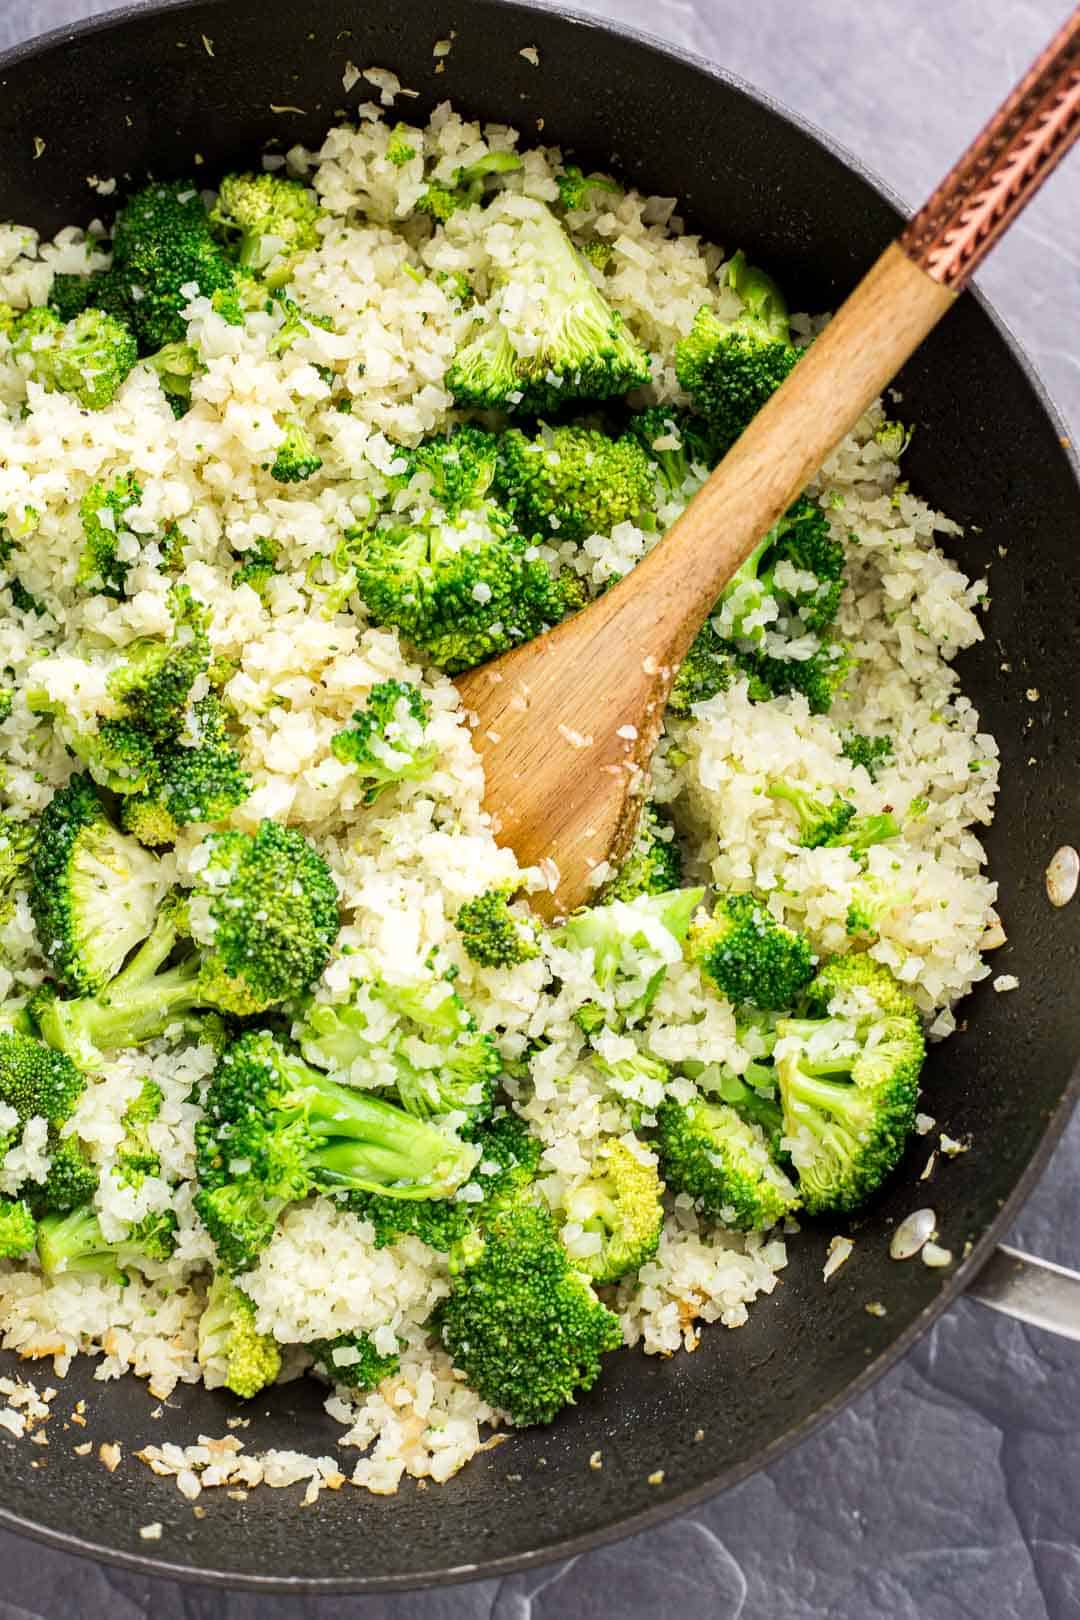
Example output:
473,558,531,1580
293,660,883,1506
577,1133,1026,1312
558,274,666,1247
0,0,1077,1592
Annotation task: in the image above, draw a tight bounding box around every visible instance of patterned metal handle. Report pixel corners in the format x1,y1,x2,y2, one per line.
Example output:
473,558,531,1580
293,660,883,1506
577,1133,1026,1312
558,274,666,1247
900,5,1080,288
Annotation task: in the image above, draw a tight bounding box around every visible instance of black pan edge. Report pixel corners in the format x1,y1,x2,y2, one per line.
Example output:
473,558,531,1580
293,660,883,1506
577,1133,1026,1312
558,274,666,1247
0,0,1077,1592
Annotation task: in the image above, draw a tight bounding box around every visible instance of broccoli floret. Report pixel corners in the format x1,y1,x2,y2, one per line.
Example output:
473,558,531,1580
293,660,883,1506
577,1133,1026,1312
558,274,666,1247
455,885,541,968
26,691,158,796
435,1202,622,1426
194,1030,479,1272
706,1062,786,1158
386,123,417,166
146,339,201,416
36,1203,176,1281
667,627,737,716
347,504,569,674
0,1198,36,1258
36,820,337,1064
8,579,48,618
767,781,900,856
675,250,800,448
0,817,34,924
434,269,475,306
605,803,682,902
446,198,650,414
232,536,278,596
689,892,815,1012
347,1109,542,1251
562,887,704,988
417,151,523,221
197,1272,282,1398
39,1137,99,1213
96,179,241,353
29,776,165,995
121,696,251,848
331,680,438,805
114,1077,164,1186
393,426,499,516
270,418,322,484
654,1094,798,1230
210,172,323,281
492,425,654,544
555,166,621,211
77,471,142,597
107,585,211,738
775,955,924,1214
627,405,721,499
0,1029,86,1127
841,732,894,781
309,1331,399,1392
747,640,854,714
845,876,912,939
11,305,137,411
562,1136,663,1282
296,973,501,1128
48,273,100,323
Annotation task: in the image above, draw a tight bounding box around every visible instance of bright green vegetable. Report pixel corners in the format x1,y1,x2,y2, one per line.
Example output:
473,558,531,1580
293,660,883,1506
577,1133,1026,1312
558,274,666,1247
36,1204,176,1280
11,305,137,410
562,1136,663,1282
654,1094,798,1230
689,893,815,1012
331,681,438,804
197,1273,282,1398
492,425,654,543
308,1332,399,1392
455,885,540,968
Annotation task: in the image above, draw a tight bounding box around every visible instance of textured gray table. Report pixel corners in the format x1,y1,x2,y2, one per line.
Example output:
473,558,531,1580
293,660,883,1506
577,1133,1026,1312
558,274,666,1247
2,1,1079,1615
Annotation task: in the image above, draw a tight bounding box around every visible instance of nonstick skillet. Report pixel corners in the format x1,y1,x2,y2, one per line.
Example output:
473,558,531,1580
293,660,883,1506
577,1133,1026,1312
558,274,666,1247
0,0,1078,1592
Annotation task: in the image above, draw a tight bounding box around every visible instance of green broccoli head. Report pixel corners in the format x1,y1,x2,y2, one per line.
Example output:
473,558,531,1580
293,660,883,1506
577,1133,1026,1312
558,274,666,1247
0,1029,86,1126
436,1202,623,1426
36,1203,177,1282
105,585,211,740
446,199,651,414
0,1198,36,1259
210,172,323,278
841,732,895,780
114,1077,164,1186
654,1094,799,1230
29,775,165,994
554,166,621,211
775,955,924,1214
270,418,322,484
767,781,856,848
77,471,143,598
667,623,737,716
104,179,241,352
121,695,251,848
194,1029,480,1272
386,124,418,167
455,885,541,969
146,338,201,416
562,1136,663,1282
605,802,682,902
11,305,137,411
492,425,654,544
197,1272,282,1399
690,893,815,1012
393,427,499,516
331,680,438,805
675,251,800,447
308,1331,399,1393
417,152,523,221
0,817,35,925
627,405,721,500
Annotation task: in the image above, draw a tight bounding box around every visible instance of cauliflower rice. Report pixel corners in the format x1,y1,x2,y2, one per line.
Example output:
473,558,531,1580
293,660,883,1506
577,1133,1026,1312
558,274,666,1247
0,97,997,1497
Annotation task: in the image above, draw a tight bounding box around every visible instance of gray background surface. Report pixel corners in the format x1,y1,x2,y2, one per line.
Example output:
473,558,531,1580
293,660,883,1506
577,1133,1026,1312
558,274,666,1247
1,0,1079,1615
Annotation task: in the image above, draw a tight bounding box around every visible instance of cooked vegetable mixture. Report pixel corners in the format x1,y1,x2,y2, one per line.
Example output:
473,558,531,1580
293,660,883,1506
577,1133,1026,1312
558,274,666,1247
0,96,998,1492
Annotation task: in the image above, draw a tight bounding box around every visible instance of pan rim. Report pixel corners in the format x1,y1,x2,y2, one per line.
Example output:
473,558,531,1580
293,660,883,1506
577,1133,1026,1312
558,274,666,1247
0,0,1078,1592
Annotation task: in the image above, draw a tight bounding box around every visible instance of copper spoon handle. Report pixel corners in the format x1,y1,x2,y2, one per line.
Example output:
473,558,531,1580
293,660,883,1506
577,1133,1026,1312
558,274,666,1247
900,4,1080,287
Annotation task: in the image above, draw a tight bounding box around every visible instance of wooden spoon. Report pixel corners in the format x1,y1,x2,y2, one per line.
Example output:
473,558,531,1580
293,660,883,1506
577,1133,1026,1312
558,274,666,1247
457,10,1080,921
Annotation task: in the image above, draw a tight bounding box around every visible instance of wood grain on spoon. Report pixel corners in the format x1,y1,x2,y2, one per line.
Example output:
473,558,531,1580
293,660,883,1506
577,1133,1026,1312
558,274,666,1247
457,9,1080,920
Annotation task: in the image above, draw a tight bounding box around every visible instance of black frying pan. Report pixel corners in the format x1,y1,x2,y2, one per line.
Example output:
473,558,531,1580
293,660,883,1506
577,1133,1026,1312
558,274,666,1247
0,0,1078,1592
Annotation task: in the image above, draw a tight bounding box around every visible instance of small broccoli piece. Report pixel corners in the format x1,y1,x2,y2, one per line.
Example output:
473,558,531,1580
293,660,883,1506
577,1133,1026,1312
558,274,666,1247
767,781,856,848
435,1202,622,1426
0,817,34,924
331,680,439,805
9,579,48,618
347,1109,542,1251
841,732,894,781
232,536,278,596
197,1272,282,1398
0,1198,36,1258
455,885,541,968
269,418,322,484
562,886,704,986
393,426,499,516
77,471,142,597
844,813,902,855
667,627,737,715
309,1331,399,1392
654,1094,798,1230
846,876,913,940
434,269,475,306
29,776,165,995
146,339,200,416
11,305,137,411
37,820,338,1064
114,1077,164,1186
447,198,650,414
492,424,654,544
36,1203,176,1281
265,291,333,358
347,505,568,674
0,1029,86,1127
47,273,100,323
874,419,913,459
627,405,721,499
746,639,854,714
775,955,924,1215
386,124,417,166
39,1137,99,1213
605,803,682,902
121,696,251,848
707,1063,786,1158
194,1030,480,1272
562,1137,663,1282
417,152,523,221
102,179,241,352
555,166,622,211
27,688,158,796
675,250,800,448
210,172,323,280
106,584,211,739
689,892,815,1012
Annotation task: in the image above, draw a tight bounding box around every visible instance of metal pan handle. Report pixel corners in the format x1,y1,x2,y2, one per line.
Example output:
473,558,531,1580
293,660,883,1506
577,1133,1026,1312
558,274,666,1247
966,1245,1080,1340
